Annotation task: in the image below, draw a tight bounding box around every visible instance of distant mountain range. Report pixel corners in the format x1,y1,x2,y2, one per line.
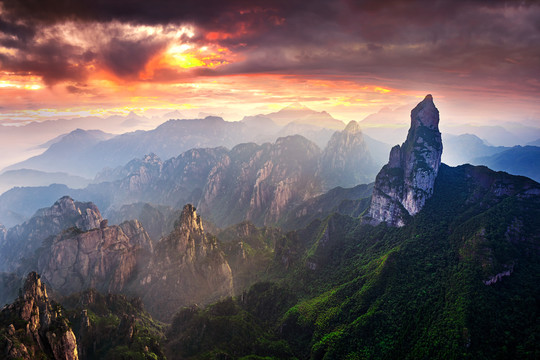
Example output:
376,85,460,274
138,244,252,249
472,145,540,183
0,169,90,194
0,96,538,359
0,124,379,228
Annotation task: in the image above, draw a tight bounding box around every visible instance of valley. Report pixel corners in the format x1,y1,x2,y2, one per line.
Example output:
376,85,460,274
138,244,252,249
1,96,538,359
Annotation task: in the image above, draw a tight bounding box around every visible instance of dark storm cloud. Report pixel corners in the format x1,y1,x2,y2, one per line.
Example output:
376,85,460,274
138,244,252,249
0,0,538,94
101,38,167,78
0,40,90,85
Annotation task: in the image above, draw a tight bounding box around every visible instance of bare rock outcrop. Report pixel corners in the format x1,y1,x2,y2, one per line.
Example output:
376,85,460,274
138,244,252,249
366,95,443,227
0,196,103,272
36,220,152,295
136,204,233,321
0,272,78,360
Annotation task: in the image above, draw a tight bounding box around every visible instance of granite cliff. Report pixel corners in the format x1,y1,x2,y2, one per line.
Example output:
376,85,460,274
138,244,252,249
35,219,152,296
366,94,443,226
135,204,233,321
0,196,102,272
0,272,78,360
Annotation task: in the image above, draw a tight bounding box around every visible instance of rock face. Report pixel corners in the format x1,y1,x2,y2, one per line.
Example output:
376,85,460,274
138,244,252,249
97,135,322,227
366,95,443,227
318,120,377,189
94,152,163,183
36,219,152,295
0,196,103,272
198,135,322,226
136,204,233,321
0,272,79,360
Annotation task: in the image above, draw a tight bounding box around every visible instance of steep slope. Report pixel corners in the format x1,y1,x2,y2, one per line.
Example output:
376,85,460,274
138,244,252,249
366,94,443,227
318,120,377,189
283,183,374,230
472,145,540,183
165,163,540,359
61,289,166,360
198,135,322,226
0,184,96,228
217,221,284,293
279,164,540,359
134,204,233,321
0,272,79,360
34,219,152,296
0,196,103,272
87,135,323,228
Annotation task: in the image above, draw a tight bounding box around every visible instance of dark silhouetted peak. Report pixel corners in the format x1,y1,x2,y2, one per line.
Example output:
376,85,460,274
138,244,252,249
366,95,443,227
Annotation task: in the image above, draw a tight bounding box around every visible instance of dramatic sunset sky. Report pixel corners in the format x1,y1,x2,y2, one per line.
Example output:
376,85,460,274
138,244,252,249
0,0,539,125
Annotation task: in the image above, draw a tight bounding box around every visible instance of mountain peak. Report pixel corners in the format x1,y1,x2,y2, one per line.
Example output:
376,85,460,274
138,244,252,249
22,271,48,300
366,95,443,227
410,94,439,130
176,204,204,233
344,120,362,134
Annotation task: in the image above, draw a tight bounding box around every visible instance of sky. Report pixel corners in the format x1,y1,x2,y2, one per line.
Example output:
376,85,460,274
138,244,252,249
0,0,539,126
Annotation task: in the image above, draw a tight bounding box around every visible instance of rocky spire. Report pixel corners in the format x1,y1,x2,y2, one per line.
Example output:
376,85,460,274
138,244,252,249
366,94,443,227
0,272,79,360
136,204,233,321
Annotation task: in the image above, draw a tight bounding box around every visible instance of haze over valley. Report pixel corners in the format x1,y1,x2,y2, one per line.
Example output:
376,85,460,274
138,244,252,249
0,1,539,359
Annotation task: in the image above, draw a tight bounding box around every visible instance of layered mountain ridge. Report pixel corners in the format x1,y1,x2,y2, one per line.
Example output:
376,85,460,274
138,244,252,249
0,95,539,359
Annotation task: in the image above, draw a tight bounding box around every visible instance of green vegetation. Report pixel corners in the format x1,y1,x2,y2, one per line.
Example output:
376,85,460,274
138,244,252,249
165,164,540,359
62,289,167,360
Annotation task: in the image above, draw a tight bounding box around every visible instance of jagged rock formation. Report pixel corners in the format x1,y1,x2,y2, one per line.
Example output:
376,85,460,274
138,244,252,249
0,196,102,272
94,152,163,183
198,135,322,226
366,94,443,226
2,130,383,229
0,272,78,360
92,135,322,227
318,120,377,189
135,204,233,321
35,219,152,295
